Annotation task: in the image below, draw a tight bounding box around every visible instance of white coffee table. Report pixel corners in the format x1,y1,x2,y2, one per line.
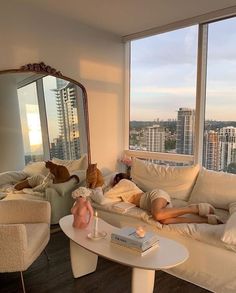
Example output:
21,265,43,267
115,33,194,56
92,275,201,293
59,215,189,293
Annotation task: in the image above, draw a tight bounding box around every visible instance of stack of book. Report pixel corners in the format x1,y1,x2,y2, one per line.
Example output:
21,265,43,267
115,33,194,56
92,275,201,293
111,227,159,256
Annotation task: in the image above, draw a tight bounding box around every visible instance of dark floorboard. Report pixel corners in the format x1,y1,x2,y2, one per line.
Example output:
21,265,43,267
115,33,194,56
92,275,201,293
0,231,211,293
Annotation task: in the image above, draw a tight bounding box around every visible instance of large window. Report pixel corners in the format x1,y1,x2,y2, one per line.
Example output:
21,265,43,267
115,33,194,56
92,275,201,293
129,16,236,174
18,82,44,164
203,18,236,173
130,26,198,156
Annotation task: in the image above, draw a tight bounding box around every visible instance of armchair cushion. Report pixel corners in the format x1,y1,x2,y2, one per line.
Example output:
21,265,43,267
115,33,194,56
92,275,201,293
0,200,51,224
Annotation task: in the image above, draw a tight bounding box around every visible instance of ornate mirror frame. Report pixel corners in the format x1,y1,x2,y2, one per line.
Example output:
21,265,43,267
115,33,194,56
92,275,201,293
0,62,91,165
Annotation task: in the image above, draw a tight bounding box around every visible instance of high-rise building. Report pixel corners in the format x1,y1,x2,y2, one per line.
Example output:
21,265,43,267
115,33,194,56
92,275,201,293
145,125,165,152
55,81,81,160
219,126,236,171
176,108,195,155
203,130,220,171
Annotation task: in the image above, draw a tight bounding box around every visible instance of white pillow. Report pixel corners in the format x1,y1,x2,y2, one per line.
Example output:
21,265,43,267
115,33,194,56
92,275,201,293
0,171,28,186
23,161,48,176
131,158,200,201
189,168,236,210
52,154,88,173
221,203,236,245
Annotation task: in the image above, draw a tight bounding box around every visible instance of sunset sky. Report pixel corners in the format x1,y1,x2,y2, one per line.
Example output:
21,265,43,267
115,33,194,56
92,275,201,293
130,17,236,121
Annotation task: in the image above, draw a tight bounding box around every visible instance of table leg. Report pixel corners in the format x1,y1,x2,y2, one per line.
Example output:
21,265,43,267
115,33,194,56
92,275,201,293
70,239,98,278
132,268,155,293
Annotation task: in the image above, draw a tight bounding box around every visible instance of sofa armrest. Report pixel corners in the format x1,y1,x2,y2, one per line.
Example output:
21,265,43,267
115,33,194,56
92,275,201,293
0,200,51,224
0,224,27,272
51,178,79,197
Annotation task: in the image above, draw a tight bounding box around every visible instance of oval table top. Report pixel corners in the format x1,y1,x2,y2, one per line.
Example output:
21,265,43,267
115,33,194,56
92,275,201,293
59,215,189,271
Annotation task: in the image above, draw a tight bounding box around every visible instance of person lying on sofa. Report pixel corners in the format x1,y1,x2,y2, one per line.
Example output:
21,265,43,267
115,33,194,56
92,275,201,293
105,173,223,225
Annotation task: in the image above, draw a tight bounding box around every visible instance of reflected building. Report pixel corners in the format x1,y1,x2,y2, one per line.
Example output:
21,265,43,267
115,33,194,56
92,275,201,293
176,108,195,155
52,80,81,160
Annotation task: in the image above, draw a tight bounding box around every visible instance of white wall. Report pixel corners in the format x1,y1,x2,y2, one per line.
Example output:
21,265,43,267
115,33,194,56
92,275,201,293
0,1,125,171
0,75,25,171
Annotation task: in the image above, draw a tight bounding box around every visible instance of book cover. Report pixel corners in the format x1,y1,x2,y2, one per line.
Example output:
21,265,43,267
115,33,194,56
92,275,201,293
111,227,159,251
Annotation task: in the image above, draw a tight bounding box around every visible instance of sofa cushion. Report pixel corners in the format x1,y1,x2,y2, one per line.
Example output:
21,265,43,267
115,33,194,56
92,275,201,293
23,162,48,176
131,158,200,201
221,202,236,245
189,168,236,210
52,154,88,173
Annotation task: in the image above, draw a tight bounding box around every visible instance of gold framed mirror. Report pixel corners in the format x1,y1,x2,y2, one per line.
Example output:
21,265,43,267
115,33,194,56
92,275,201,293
0,62,91,172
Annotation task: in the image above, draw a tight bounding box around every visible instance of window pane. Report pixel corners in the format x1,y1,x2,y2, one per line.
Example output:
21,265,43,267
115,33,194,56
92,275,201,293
17,82,43,164
204,18,236,173
130,26,198,155
43,76,81,160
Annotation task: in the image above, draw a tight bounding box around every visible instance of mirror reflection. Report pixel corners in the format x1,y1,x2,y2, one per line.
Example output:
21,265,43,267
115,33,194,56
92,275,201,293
0,71,89,172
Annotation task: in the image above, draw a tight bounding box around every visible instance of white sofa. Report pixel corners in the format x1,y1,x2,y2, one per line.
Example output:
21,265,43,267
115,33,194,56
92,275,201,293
92,158,236,293
0,155,88,224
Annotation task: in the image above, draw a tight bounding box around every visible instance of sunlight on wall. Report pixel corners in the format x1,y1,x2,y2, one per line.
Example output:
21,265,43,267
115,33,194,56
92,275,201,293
79,59,122,83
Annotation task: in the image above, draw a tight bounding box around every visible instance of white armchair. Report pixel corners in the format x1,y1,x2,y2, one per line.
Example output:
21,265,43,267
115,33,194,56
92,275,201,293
0,200,51,292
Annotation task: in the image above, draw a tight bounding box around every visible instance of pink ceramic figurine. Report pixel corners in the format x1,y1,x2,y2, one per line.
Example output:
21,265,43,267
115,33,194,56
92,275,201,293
71,196,94,229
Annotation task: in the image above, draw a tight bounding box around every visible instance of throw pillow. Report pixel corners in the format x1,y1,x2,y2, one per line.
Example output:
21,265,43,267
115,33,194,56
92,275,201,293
131,158,200,201
52,154,88,173
221,202,236,245
23,161,48,176
189,168,236,210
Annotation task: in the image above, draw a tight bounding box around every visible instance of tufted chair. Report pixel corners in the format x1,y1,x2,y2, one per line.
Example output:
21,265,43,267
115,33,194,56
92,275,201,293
0,200,51,292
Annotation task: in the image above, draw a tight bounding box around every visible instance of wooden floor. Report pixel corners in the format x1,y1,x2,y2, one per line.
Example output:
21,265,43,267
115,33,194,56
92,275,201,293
1,231,211,293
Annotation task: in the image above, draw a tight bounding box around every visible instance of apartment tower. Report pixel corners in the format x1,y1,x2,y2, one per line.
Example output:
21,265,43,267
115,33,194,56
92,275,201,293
145,125,165,152
203,130,220,171
176,108,195,155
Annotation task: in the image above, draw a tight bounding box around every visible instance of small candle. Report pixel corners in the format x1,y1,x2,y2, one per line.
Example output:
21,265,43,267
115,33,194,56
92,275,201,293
136,226,146,238
93,210,98,237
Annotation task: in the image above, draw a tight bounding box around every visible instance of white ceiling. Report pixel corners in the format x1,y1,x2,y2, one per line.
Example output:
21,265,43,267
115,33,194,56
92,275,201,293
17,0,236,36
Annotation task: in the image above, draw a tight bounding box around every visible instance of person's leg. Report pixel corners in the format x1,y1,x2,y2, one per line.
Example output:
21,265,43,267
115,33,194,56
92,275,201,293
14,174,45,191
151,199,199,221
14,178,31,190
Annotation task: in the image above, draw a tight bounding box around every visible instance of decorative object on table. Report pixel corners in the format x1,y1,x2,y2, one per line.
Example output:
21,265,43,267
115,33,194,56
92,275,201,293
135,226,146,238
71,196,94,229
86,163,104,188
72,187,92,199
111,227,159,252
87,210,107,240
113,201,136,213
119,155,132,177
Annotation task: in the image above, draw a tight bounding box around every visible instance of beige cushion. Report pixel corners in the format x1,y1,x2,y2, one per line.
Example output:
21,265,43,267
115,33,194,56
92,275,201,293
131,158,200,201
189,168,236,210
23,161,48,176
221,202,236,245
52,154,88,173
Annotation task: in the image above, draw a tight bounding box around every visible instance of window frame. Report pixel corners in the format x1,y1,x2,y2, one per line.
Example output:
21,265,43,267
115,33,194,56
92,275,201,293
125,11,236,165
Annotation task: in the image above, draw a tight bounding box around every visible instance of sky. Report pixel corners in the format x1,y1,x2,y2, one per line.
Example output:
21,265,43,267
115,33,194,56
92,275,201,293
130,17,236,121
